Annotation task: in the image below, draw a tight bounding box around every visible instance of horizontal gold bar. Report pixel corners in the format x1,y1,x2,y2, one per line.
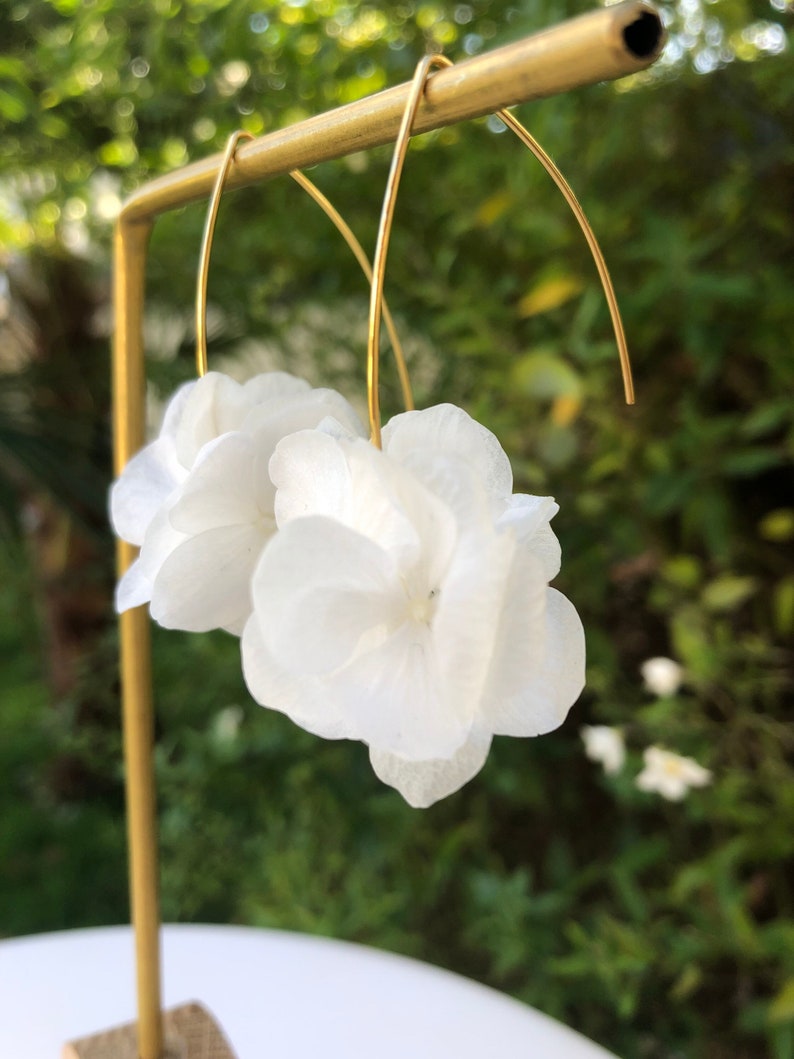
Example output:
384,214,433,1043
121,0,663,224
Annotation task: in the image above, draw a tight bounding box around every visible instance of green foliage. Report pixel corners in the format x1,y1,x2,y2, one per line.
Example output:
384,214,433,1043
1,1,793,1058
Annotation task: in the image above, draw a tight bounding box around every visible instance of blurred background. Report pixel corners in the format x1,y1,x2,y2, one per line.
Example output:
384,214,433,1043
1,0,792,1055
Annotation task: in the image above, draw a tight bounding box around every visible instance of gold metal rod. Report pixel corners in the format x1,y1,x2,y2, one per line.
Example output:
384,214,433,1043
119,1,663,225
113,217,163,1059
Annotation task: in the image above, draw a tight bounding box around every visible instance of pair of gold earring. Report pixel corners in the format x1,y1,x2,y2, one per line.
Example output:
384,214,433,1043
195,53,634,447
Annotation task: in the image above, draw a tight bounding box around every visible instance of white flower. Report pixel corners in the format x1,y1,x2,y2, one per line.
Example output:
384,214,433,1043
242,403,585,807
581,725,625,775
213,705,244,743
641,656,684,697
110,370,365,634
635,746,712,801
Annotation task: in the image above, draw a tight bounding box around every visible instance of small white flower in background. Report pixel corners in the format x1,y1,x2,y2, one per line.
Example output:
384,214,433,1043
635,746,712,801
109,370,365,635
581,725,625,775
641,656,684,697
242,403,585,808
213,705,244,743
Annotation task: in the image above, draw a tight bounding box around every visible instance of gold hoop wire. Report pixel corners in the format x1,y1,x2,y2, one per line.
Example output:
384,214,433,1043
195,131,251,377
196,130,414,413
366,54,635,447
495,107,634,406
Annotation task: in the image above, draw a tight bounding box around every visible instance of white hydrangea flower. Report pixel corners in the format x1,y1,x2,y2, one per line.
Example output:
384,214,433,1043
242,404,585,807
581,725,625,775
641,656,684,697
635,746,712,801
110,370,365,635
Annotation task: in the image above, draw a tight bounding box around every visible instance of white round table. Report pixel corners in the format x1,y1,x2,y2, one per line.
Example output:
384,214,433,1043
0,924,618,1058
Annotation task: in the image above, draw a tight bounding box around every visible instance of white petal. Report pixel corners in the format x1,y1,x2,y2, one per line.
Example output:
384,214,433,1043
342,442,441,568
478,544,548,709
256,497,471,757
636,767,687,801
241,613,352,740
115,501,188,613
169,432,270,534
484,587,585,737
157,378,198,440
174,373,243,468
369,731,492,808
272,433,429,571
430,519,516,728
240,370,311,407
394,448,492,546
680,758,712,787
241,386,365,444
150,522,267,633
251,515,402,676
383,404,513,507
338,621,471,760
498,494,561,581
271,430,353,524
173,371,316,467
115,556,153,612
109,437,184,545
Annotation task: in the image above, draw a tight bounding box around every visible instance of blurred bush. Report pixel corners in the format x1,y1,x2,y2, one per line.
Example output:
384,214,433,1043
1,1,792,1056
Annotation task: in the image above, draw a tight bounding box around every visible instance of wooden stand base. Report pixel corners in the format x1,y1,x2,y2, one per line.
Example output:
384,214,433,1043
62,1001,237,1059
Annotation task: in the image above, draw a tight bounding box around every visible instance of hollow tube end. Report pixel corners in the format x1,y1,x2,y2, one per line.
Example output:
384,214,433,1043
624,12,664,60
618,3,666,64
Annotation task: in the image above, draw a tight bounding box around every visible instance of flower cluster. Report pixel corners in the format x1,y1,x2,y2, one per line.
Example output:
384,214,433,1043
111,371,585,807
580,657,712,802
111,371,365,635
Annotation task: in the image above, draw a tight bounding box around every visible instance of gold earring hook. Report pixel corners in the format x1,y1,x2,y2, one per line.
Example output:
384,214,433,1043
429,54,634,404
367,55,446,449
289,170,414,413
366,54,635,447
196,130,252,377
494,109,634,405
196,131,414,413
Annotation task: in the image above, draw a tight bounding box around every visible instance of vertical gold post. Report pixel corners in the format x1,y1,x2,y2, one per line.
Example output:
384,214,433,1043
113,216,163,1059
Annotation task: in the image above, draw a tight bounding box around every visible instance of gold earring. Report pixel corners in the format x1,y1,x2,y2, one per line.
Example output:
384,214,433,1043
366,54,635,448
196,129,414,414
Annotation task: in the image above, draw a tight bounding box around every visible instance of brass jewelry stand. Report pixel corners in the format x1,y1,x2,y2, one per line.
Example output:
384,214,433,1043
70,5,664,1056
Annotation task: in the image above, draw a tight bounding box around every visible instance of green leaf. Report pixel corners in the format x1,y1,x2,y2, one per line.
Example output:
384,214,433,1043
662,555,703,590
670,963,702,1001
769,981,794,1026
0,88,27,123
511,350,582,400
774,578,794,637
740,400,792,439
702,576,757,613
517,273,584,317
722,448,783,477
644,470,698,516
759,510,794,543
